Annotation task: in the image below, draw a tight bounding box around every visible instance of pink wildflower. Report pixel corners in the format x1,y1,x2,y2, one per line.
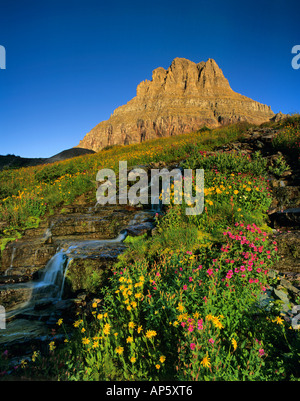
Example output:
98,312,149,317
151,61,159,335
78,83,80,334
197,319,204,330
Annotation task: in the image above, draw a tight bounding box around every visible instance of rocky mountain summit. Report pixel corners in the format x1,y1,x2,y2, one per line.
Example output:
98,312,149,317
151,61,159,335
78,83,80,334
77,57,274,151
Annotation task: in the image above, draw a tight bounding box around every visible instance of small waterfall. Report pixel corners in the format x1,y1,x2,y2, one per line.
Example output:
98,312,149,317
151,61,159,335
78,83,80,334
32,251,68,302
151,196,162,212
4,247,17,276
59,258,72,300
31,230,129,304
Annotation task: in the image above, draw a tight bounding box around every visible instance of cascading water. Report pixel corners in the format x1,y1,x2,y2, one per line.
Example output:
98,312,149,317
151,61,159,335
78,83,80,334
32,251,69,303
31,230,129,304
4,247,16,276
0,203,157,352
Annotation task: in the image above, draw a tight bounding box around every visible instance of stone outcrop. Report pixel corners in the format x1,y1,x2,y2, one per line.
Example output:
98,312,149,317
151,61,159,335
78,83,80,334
76,57,274,151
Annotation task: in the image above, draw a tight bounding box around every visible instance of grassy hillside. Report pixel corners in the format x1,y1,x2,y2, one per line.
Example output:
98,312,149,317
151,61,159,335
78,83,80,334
0,123,250,247
1,116,300,381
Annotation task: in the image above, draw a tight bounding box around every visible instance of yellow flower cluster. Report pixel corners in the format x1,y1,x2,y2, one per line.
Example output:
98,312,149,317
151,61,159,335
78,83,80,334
115,275,145,311
205,314,224,329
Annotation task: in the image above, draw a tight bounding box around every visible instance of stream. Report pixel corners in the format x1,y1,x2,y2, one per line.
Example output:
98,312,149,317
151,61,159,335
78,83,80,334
0,204,159,356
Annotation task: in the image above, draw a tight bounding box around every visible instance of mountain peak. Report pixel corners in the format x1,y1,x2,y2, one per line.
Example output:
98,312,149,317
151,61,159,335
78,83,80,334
76,57,274,151
136,58,232,98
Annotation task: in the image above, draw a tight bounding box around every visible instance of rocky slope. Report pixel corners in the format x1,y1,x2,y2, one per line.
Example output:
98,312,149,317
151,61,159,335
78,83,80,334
77,57,274,151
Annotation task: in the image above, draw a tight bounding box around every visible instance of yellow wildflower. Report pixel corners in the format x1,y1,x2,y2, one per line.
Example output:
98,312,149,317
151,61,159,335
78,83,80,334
21,359,27,368
231,338,237,351
128,321,135,329
73,319,83,327
272,316,284,325
145,330,157,339
57,318,63,326
31,351,39,362
82,337,90,345
116,346,124,355
126,336,133,343
200,354,211,368
49,341,56,351
103,323,111,335
205,314,214,321
212,316,224,329
159,355,166,363
176,303,185,313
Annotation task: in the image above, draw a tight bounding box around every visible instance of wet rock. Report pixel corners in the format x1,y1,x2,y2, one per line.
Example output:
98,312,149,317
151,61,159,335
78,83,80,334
63,258,110,295
280,278,300,296
0,319,52,348
33,300,54,311
268,185,300,217
126,222,154,237
1,242,57,276
269,208,300,229
274,231,300,272
0,284,33,311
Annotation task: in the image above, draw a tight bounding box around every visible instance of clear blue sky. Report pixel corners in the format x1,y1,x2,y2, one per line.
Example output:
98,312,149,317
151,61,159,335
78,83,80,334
0,0,299,158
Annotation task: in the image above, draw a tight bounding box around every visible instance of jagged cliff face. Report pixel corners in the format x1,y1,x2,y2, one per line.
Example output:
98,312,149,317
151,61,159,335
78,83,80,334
77,58,274,151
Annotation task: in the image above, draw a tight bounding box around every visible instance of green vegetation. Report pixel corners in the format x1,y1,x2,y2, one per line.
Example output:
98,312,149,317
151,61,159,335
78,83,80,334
1,117,300,380
271,114,300,159
0,123,248,246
